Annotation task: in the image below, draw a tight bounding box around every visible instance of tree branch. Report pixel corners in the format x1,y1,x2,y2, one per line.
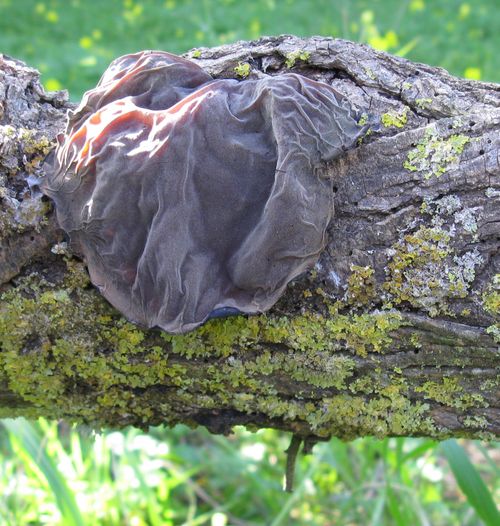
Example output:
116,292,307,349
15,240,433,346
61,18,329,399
0,36,498,441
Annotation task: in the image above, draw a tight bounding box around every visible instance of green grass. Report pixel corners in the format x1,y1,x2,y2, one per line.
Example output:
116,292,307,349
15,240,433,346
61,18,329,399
0,0,498,100
2,419,85,526
0,420,499,525
441,440,500,526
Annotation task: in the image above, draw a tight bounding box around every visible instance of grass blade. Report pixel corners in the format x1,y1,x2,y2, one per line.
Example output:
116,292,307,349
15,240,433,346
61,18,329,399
369,487,386,526
385,483,407,526
441,439,500,526
2,418,85,526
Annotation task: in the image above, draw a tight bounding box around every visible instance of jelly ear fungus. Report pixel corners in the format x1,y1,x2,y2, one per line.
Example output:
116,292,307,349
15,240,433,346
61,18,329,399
42,50,365,334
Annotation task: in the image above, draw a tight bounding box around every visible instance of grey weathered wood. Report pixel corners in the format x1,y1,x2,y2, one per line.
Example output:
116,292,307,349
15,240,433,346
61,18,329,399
0,36,498,441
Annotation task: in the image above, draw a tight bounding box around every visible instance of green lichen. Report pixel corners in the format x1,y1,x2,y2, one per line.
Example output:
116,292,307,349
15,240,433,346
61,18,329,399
345,265,376,307
161,315,262,359
349,375,376,395
454,208,479,236
463,416,489,429
0,263,409,433
482,274,500,316
486,324,500,343
403,129,470,179
218,349,356,391
230,377,436,440
284,50,310,68
327,311,404,357
0,126,54,236
0,268,184,424
308,392,434,439
163,308,403,359
415,98,433,110
483,274,499,342
415,377,487,410
357,126,373,145
19,128,52,162
234,62,251,78
357,113,369,126
421,195,479,244
381,106,408,128
191,49,202,58
383,225,482,316
420,195,462,218
409,333,422,349
480,378,499,391
363,66,376,80
0,251,491,439
485,187,500,198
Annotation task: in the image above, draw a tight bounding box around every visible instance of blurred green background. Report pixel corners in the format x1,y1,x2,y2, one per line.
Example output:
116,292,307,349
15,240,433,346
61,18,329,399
1,420,500,526
1,1,499,525
0,0,498,100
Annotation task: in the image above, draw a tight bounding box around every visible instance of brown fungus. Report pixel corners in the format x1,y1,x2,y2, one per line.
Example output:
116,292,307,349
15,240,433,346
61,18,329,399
42,51,365,334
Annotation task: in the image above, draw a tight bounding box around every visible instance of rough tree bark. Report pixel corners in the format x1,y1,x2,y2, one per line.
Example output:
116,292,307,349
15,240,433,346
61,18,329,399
0,36,498,442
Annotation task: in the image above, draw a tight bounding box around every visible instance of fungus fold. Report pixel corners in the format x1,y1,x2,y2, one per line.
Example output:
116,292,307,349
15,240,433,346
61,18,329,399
42,51,364,334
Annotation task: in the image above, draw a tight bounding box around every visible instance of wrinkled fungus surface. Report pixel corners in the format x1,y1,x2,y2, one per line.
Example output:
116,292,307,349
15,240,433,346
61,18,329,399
42,51,364,333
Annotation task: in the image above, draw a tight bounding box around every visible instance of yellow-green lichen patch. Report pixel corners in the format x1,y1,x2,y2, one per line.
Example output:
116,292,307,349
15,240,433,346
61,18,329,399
247,349,355,390
420,194,462,218
0,272,188,424
421,195,480,242
3,259,489,438
204,346,356,395
0,126,52,173
308,392,434,439
486,324,500,343
363,66,376,80
403,129,470,179
162,315,263,359
415,377,487,410
0,259,405,429
463,415,489,429
234,62,251,78
345,265,376,307
482,274,500,316
383,225,483,316
324,310,403,357
162,308,402,360
480,378,499,391
357,126,373,145
317,373,439,438
62,259,92,290
286,352,355,389
348,375,376,395
478,270,498,343
381,106,408,128
268,309,404,358
0,126,54,236
415,98,433,110
235,394,310,426
357,113,369,126
232,385,437,440
284,50,310,68
19,128,52,170
409,333,422,349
